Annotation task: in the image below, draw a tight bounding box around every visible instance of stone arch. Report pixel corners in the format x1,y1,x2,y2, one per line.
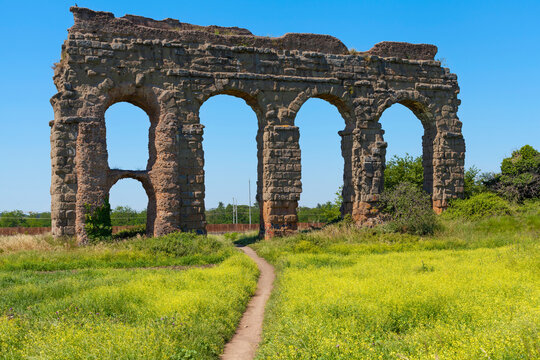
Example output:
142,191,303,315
98,85,161,172
374,91,438,195
106,170,156,236
374,91,435,126
195,88,264,232
288,88,356,128
196,87,265,123
289,90,356,219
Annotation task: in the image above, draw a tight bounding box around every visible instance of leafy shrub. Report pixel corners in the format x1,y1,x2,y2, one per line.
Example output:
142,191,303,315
384,154,424,190
378,182,438,235
113,225,146,240
443,192,511,220
487,145,540,202
84,197,112,241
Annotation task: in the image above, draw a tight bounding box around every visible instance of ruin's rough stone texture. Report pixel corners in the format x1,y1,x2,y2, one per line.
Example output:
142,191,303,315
51,7,465,241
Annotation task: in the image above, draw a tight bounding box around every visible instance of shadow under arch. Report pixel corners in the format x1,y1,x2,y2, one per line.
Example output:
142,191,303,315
375,92,437,194
106,170,157,236
196,89,264,231
290,93,356,219
99,86,161,172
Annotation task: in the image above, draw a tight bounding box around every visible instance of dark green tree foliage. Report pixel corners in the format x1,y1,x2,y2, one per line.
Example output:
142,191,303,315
488,145,540,202
84,197,112,241
384,154,423,190
378,182,438,235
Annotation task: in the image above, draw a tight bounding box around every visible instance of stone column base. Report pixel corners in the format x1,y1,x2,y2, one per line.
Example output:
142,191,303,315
262,200,298,239
352,201,382,227
432,199,448,214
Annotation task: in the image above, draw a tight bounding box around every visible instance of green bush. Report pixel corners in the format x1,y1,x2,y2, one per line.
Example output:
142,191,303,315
443,192,511,220
487,145,540,202
378,182,438,235
84,197,112,241
384,154,423,190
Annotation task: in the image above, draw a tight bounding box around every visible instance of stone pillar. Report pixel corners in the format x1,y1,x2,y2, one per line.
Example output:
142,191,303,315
261,125,301,238
178,123,206,234
50,120,78,237
148,112,182,236
432,121,465,213
75,119,109,242
351,118,386,226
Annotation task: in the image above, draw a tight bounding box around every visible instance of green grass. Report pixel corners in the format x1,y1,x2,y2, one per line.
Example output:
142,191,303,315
252,200,540,359
0,233,258,360
0,232,234,271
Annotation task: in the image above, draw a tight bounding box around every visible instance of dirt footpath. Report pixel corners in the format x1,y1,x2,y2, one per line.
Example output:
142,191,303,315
220,246,275,360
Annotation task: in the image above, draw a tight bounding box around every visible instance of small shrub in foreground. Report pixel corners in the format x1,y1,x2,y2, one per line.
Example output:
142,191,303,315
378,182,438,235
84,197,112,242
443,192,511,221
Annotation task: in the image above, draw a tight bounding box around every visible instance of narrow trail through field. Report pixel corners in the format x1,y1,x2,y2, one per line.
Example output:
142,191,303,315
220,246,275,360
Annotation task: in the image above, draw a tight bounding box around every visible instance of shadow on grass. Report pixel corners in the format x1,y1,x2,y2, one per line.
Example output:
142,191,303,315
233,233,261,247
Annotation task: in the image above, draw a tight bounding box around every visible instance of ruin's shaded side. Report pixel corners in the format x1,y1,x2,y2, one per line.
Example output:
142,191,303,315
51,7,465,242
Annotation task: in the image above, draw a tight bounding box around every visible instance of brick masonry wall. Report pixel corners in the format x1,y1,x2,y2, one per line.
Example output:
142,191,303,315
51,7,465,242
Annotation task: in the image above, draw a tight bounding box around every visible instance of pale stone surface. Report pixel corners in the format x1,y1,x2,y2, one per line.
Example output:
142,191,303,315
50,7,465,242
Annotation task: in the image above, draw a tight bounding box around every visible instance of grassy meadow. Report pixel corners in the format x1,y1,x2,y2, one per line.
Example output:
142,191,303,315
251,200,540,359
0,233,258,360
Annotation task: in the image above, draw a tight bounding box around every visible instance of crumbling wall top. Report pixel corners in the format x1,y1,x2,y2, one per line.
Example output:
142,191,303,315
69,7,437,59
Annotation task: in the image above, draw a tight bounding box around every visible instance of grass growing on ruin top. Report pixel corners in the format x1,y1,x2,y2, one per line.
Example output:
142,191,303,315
251,200,540,359
0,232,258,360
0,232,235,271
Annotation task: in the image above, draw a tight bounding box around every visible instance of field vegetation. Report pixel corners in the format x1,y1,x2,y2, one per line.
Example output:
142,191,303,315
250,145,539,359
251,200,539,359
0,233,258,360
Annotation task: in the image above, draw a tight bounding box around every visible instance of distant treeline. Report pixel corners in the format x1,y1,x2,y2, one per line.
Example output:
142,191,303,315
0,207,148,228
0,200,342,228
205,199,341,224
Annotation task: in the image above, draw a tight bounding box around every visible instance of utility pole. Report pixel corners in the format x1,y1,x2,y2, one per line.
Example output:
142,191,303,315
248,179,252,225
232,197,235,224
235,197,238,225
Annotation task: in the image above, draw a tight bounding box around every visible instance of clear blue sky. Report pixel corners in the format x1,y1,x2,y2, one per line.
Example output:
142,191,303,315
0,0,538,212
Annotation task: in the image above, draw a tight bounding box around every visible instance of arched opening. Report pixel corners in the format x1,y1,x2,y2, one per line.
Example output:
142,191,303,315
199,94,260,226
105,102,150,171
378,101,434,194
295,97,347,224
108,178,154,235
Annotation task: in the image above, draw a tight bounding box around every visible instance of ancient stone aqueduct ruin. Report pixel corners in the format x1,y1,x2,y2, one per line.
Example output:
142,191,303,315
51,7,465,241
